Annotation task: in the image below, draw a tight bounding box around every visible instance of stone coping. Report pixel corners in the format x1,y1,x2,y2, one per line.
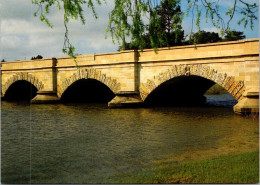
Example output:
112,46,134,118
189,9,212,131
2,38,258,64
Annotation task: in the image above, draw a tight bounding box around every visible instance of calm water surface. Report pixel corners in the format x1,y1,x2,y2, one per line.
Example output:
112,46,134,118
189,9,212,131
1,94,259,183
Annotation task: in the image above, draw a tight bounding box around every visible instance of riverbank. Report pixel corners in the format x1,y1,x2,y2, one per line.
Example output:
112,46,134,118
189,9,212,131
205,84,227,95
106,151,259,184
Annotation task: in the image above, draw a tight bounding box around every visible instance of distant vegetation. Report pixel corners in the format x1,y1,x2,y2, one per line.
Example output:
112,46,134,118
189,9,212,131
205,84,228,95
121,30,246,50
31,55,43,60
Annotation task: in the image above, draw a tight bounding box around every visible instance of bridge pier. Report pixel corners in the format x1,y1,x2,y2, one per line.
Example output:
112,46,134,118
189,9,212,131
233,89,259,115
108,91,143,108
31,91,60,104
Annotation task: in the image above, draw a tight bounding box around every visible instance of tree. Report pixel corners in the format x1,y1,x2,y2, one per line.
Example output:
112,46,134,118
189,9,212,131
186,30,246,45
150,0,184,47
185,0,258,34
1,59,6,62
188,31,222,44
31,55,43,60
32,0,258,56
223,30,246,41
121,0,184,50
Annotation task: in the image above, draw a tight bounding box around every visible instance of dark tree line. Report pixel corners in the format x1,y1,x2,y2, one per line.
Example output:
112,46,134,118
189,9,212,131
185,30,246,45
31,55,43,60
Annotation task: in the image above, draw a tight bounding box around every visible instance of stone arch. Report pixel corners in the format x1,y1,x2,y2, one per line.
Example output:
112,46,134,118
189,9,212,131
57,68,121,98
1,72,44,97
140,64,245,101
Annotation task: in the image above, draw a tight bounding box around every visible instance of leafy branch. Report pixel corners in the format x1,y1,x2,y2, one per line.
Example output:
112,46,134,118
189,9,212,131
32,0,104,58
32,0,258,54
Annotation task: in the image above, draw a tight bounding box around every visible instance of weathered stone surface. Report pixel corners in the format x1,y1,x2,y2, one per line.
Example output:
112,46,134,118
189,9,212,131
1,39,259,114
139,63,248,104
31,91,60,104
234,96,259,114
57,68,121,97
108,93,143,108
1,72,44,95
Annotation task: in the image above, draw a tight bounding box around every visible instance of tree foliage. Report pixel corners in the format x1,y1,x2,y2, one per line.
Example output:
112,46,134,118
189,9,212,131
188,30,221,44
31,55,43,60
186,30,245,45
185,0,258,37
119,0,184,50
32,0,104,58
223,30,246,41
32,0,258,56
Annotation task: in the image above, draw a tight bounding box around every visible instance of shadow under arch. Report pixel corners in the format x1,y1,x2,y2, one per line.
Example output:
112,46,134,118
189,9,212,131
140,64,245,105
60,78,115,103
1,72,44,100
3,80,38,101
144,75,216,106
57,68,121,99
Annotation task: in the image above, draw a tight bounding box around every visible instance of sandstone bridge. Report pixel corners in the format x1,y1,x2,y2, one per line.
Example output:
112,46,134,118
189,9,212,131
1,39,259,114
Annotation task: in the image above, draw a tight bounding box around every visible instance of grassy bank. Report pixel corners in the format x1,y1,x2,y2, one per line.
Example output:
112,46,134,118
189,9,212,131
106,151,259,184
205,84,227,95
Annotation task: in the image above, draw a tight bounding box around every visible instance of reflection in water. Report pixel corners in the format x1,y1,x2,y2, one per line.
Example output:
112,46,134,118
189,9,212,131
1,94,258,183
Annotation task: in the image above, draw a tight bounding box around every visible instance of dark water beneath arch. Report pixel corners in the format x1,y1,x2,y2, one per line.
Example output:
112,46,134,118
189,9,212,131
1,94,259,183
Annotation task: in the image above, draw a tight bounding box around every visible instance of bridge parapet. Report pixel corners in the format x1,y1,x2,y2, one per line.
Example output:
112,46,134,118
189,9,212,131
138,39,259,62
1,58,54,70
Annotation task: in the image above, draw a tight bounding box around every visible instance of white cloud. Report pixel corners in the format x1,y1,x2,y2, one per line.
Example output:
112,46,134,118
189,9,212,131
0,0,118,61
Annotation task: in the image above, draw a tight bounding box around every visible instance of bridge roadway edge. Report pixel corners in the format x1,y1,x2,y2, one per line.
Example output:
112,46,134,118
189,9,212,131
1,39,259,115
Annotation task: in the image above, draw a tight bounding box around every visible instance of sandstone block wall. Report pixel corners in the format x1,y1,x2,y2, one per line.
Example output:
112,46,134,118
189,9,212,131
1,39,259,101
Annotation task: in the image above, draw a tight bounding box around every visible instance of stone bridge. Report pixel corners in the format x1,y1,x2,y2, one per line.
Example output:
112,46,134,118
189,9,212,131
1,39,259,114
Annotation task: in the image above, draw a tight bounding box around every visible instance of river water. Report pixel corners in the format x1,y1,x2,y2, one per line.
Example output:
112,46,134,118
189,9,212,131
1,94,259,183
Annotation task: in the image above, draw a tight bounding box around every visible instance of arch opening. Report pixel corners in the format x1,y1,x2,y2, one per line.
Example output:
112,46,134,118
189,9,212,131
144,75,237,107
204,84,238,107
3,80,38,101
60,79,115,103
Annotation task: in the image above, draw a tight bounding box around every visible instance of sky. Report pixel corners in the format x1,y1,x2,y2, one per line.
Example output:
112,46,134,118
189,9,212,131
0,0,259,61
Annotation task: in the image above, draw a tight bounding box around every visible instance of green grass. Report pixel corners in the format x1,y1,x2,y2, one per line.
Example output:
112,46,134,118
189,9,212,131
205,84,227,95
106,151,259,184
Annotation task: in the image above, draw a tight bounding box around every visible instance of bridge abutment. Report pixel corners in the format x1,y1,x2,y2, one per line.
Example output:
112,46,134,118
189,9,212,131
31,91,60,104
233,89,259,115
108,91,143,108
31,58,60,104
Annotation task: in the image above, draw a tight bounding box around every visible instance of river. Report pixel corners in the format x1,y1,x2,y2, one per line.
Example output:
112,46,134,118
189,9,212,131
1,94,259,183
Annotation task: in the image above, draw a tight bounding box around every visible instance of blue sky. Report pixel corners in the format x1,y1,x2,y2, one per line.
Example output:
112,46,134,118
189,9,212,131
180,0,259,38
0,0,259,61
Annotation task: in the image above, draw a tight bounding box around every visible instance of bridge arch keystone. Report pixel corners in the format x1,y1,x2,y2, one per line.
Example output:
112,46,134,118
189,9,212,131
57,68,121,98
139,64,245,102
